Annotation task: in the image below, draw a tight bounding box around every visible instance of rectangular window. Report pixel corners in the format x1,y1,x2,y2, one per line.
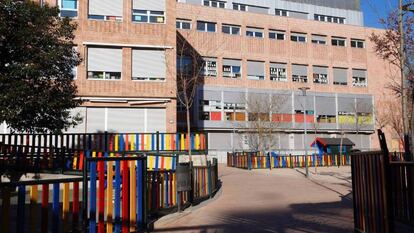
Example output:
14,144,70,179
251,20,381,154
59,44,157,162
314,14,345,24
269,30,285,40
270,63,287,82
352,69,367,87
176,19,191,29
203,0,226,8
222,24,241,35
275,9,288,16
59,0,78,18
132,0,165,23
292,64,308,83
201,57,217,77
291,32,307,43
313,66,328,84
224,103,246,121
246,27,264,38
233,3,247,11
199,100,222,121
87,47,122,80
197,21,216,32
222,59,242,78
311,34,326,45
88,0,123,21
132,49,166,81
332,37,346,47
351,39,365,48
333,67,348,85
247,61,265,80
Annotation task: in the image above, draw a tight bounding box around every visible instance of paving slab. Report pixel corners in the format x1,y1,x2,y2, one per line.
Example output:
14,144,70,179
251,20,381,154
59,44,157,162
154,165,354,233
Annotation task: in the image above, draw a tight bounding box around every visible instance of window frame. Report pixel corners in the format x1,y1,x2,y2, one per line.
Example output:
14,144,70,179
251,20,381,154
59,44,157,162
311,34,327,45
222,24,241,35
222,62,242,79
197,21,217,32
351,39,365,49
269,30,285,40
132,9,165,24
332,37,346,47
203,0,226,8
269,65,287,82
291,33,307,43
176,19,192,29
233,3,247,11
275,9,288,17
246,27,264,38
58,0,78,18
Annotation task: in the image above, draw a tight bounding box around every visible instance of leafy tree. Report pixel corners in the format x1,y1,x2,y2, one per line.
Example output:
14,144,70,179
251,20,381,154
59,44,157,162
0,0,81,133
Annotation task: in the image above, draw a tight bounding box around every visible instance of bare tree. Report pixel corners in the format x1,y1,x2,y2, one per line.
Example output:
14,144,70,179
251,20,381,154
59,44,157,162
370,9,414,153
243,93,287,153
376,98,404,149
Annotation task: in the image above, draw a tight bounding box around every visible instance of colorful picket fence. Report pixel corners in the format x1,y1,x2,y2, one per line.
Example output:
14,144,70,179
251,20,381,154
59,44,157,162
227,152,352,170
192,160,219,200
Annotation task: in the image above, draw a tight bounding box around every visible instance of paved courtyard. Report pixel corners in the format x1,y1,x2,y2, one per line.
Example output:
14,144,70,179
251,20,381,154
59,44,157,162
154,165,353,233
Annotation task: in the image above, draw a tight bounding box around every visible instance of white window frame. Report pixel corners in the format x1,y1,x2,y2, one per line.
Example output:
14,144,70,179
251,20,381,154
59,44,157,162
352,76,367,87
58,0,78,18
291,33,307,43
176,19,192,29
203,0,226,8
222,24,241,35
223,64,242,78
313,73,328,84
88,71,122,80
275,9,288,17
270,66,287,82
197,21,217,32
332,37,346,47
246,28,264,38
199,100,222,121
269,30,285,40
351,39,365,48
311,35,327,45
314,14,345,24
202,59,217,77
292,75,308,83
233,3,247,11
132,9,165,24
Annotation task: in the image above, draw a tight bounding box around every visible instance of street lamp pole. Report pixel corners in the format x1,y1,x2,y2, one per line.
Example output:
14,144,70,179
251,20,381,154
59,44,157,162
299,87,310,178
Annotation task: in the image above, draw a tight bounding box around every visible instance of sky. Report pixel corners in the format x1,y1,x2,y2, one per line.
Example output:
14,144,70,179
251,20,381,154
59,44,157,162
361,0,398,28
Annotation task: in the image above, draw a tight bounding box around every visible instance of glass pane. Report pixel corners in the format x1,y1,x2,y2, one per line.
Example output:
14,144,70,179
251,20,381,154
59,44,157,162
232,27,240,35
277,34,284,40
222,26,230,34
197,22,205,31
61,10,77,18
133,15,148,22
246,31,254,37
62,0,77,9
207,23,216,32
182,22,191,29
176,21,180,29
255,32,263,38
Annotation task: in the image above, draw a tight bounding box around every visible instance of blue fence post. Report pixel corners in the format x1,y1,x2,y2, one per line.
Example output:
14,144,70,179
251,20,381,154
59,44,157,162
89,162,97,233
248,153,252,170
114,160,121,233
52,183,60,233
17,185,26,233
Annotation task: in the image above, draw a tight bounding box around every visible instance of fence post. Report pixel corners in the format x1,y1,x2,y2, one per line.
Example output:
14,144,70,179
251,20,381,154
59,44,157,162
207,160,212,197
156,131,160,154
248,152,252,170
289,154,293,169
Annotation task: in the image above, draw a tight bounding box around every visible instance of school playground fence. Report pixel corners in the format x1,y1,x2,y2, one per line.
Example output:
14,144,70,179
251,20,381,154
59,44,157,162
0,132,207,173
227,151,351,170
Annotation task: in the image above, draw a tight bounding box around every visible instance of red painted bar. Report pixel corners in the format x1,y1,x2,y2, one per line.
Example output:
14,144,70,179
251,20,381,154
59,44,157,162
122,160,129,233
41,184,49,233
98,152,105,233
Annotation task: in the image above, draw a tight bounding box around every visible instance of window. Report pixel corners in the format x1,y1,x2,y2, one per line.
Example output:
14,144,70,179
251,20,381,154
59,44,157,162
247,61,265,80
88,0,123,21
317,115,336,123
270,63,287,81
332,37,346,47
333,67,347,85
269,30,285,40
176,19,191,29
199,100,222,121
203,0,226,8
132,10,165,23
314,14,345,24
201,58,217,77
233,3,247,11
313,66,328,84
351,39,365,48
292,64,308,83
222,24,241,35
246,27,264,38
177,56,192,75
224,103,246,121
87,47,122,80
59,0,78,18
275,9,288,16
311,34,326,45
352,69,367,87
291,33,307,43
132,49,166,81
197,21,216,32
222,59,242,78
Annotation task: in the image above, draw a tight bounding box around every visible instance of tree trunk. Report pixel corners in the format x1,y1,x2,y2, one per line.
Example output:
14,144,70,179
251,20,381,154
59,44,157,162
186,105,192,162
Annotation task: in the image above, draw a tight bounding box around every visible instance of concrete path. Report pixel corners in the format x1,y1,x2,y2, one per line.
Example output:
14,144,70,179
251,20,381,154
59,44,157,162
154,165,353,233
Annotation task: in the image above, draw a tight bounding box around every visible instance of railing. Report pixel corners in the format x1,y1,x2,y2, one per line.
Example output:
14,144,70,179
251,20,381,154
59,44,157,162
227,151,351,170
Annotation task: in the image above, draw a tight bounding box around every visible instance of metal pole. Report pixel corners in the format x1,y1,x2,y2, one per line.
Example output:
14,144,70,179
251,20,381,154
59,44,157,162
299,87,310,177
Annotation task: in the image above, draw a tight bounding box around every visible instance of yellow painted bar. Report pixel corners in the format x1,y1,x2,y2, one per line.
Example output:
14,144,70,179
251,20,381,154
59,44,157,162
180,134,185,150
166,134,170,150
148,156,155,171
63,183,70,232
146,134,151,150
29,185,38,233
106,161,114,233
130,134,135,151
73,151,78,169
195,134,200,150
130,161,136,232
172,173,176,205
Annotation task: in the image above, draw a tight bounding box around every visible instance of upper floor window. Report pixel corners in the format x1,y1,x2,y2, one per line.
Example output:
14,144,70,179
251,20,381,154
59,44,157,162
314,14,345,24
313,66,328,84
233,3,247,11
88,0,123,21
246,27,264,38
352,69,367,87
132,0,165,23
291,32,307,43
270,63,287,82
292,64,308,83
311,34,327,45
203,0,226,8
351,39,365,48
176,19,191,29
269,30,285,40
275,9,288,16
87,47,122,80
201,58,217,77
223,59,242,78
332,37,346,47
59,0,78,18
222,24,241,35
247,61,265,80
132,49,166,81
197,21,216,32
